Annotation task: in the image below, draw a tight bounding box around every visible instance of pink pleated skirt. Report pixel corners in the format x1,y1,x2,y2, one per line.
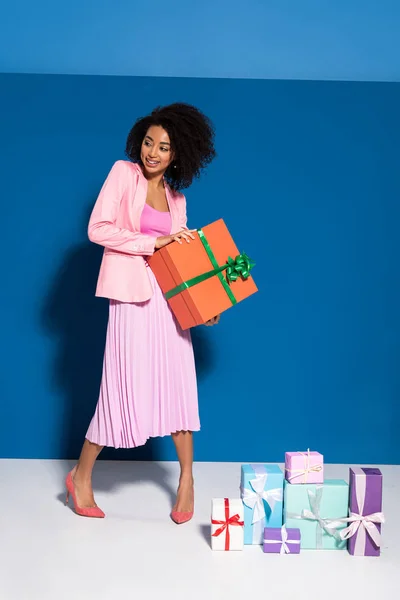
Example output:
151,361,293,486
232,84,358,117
86,266,200,448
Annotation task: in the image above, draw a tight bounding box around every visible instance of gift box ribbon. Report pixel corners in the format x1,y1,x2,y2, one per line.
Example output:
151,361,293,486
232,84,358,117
241,465,283,544
264,526,301,554
241,467,283,525
212,498,244,551
285,448,323,484
165,228,255,303
287,486,345,549
328,468,385,554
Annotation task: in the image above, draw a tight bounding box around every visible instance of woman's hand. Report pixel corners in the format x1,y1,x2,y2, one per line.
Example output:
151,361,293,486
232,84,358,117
155,229,196,249
205,315,221,327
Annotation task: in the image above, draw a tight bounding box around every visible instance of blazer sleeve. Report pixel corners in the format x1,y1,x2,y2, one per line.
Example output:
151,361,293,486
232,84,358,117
88,161,157,256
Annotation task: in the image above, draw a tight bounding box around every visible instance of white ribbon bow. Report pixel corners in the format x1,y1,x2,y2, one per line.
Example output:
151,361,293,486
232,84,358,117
301,507,341,540
241,473,283,525
263,526,300,554
339,512,385,546
288,486,343,548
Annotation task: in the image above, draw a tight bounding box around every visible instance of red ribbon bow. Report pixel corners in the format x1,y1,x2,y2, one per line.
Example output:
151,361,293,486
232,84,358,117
212,498,244,550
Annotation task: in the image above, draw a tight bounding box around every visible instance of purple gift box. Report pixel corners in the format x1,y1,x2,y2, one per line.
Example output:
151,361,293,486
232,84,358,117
346,467,384,557
263,526,301,554
285,450,324,484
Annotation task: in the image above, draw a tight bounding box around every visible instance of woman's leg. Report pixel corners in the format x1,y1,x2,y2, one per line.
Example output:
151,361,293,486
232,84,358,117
171,430,194,512
70,439,104,508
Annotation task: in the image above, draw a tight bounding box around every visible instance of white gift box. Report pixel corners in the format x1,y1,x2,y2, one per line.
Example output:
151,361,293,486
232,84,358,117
211,498,244,551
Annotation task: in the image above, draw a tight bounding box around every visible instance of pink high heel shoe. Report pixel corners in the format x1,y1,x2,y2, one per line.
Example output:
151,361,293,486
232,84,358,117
171,485,194,524
170,509,194,524
65,471,105,518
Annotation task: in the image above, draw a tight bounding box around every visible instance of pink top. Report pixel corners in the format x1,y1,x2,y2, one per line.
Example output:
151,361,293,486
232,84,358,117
140,203,172,237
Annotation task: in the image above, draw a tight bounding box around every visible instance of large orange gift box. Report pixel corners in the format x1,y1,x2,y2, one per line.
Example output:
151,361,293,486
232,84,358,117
147,219,258,330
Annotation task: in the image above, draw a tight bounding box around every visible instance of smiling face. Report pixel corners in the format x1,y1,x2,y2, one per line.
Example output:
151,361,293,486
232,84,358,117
140,125,174,177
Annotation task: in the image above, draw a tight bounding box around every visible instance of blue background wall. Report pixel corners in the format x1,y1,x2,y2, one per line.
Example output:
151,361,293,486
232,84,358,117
1,3,399,463
1,73,399,463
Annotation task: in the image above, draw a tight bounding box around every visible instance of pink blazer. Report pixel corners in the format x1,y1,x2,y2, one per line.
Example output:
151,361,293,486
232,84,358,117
88,160,187,303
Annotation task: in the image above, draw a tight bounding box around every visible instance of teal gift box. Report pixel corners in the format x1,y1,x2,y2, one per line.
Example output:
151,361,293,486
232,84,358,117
240,464,283,545
284,480,349,550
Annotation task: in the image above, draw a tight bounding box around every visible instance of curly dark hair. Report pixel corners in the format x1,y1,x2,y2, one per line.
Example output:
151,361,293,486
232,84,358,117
125,102,216,190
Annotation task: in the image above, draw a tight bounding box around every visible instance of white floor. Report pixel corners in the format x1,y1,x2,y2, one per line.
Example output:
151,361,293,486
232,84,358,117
0,460,398,600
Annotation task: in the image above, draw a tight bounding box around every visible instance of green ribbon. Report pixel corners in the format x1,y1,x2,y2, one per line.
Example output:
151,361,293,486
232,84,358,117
165,228,255,303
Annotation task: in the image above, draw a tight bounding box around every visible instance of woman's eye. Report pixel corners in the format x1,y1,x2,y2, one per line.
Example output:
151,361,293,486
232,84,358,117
144,141,151,147
160,147,169,152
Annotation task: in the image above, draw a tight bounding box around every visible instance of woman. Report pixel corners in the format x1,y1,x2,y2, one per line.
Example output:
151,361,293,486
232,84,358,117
65,103,218,523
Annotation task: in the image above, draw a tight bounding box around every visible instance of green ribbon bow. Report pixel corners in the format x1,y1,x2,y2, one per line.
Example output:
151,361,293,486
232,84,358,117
225,254,255,282
165,228,255,304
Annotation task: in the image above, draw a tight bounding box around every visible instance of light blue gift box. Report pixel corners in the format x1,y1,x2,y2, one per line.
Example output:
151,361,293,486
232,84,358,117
240,464,283,545
283,479,349,550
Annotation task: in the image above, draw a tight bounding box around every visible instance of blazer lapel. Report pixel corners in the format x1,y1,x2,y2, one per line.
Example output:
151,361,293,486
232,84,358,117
165,184,178,235
131,164,147,231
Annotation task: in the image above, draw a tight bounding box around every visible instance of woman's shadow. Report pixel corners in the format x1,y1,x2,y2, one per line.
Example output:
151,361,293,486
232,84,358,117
41,203,214,507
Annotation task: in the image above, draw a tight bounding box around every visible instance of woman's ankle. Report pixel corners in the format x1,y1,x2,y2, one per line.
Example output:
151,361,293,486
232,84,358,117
73,465,92,485
179,473,194,486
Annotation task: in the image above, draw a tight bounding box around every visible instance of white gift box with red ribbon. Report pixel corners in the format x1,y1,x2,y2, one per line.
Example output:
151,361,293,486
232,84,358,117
211,498,244,551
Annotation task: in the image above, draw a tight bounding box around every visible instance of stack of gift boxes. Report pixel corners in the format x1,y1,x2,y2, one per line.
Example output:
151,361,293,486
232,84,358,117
211,450,385,556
